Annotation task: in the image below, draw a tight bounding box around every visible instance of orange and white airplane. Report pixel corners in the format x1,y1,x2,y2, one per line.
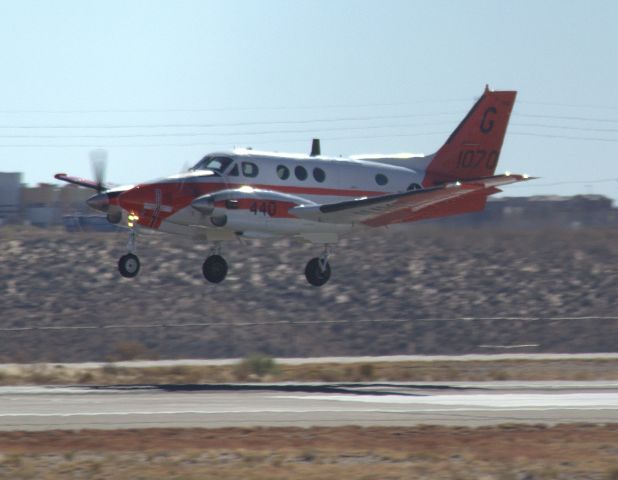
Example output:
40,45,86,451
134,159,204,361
56,86,532,286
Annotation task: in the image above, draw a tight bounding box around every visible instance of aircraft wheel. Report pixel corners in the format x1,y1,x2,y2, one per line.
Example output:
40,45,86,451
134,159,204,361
202,255,228,283
305,257,331,287
118,253,140,278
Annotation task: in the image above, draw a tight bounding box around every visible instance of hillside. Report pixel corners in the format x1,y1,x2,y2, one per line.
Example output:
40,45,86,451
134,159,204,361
0,225,617,362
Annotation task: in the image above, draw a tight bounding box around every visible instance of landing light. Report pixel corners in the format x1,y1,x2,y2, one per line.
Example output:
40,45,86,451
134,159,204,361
128,213,139,227
505,171,511,176
238,185,255,193
523,174,529,179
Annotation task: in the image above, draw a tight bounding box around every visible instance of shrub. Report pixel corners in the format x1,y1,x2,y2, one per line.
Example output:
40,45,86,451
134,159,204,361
358,363,375,380
234,354,277,379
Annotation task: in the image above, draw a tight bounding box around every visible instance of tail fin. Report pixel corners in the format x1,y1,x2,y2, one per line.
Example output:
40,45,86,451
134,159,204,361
422,86,516,186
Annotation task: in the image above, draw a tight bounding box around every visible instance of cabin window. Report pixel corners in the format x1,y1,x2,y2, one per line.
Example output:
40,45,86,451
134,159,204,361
276,165,290,180
242,162,259,178
295,166,308,181
313,167,326,183
228,163,240,176
375,173,388,186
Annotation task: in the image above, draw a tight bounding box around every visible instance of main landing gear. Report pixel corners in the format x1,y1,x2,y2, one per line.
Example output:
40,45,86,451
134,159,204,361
202,244,228,283
304,246,331,287
118,253,140,278
115,230,330,287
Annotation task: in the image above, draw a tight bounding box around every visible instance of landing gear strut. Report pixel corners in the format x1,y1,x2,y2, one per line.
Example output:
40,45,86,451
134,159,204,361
202,244,228,283
305,245,331,287
118,220,140,278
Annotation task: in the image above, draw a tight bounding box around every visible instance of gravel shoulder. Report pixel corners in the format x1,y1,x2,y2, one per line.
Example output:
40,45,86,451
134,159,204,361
0,425,616,480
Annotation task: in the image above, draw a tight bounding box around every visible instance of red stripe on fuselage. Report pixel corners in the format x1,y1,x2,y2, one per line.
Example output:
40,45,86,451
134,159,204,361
156,180,386,199
119,179,388,229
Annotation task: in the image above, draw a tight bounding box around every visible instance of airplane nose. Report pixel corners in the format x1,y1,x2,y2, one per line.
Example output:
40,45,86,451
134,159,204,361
86,192,110,212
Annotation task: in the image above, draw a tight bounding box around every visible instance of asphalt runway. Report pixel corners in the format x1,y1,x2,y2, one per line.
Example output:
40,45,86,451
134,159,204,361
0,381,617,431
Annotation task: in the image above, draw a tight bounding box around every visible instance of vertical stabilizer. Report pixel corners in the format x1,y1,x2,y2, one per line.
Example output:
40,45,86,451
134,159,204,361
422,87,516,186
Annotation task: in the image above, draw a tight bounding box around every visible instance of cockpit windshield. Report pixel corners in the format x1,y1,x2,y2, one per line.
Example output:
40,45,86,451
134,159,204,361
190,156,233,174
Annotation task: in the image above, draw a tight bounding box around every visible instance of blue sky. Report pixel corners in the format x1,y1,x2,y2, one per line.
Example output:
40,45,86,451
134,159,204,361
1,0,617,200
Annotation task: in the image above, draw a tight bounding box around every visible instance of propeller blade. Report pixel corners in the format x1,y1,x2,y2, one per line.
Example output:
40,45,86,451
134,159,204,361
89,149,108,193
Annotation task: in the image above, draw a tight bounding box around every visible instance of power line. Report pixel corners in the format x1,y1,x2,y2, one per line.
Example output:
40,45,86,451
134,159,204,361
2,129,618,148
1,98,616,116
510,131,618,143
508,178,618,188
0,121,616,141
0,123,453,139
0,99,471,115
2,111,618,131
0,131,449,148
0,113,461,130
516,113,618,124
519,100,618,112
512,123,618,134
1,316,616,332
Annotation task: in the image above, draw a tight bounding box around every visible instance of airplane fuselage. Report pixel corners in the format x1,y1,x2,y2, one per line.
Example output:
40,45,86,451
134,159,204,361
115,149,428,243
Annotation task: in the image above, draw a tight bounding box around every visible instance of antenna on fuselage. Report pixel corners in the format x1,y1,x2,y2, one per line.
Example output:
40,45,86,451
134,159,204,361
310,138,321,157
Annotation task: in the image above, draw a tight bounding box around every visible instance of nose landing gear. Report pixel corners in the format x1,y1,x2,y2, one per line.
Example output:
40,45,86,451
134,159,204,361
305,245,332,287
118,219,141,278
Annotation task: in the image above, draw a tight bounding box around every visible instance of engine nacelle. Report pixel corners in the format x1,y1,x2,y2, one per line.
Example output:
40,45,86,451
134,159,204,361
106,208,123,224
191,187,315,233
192,188,312,216
191,196,215,216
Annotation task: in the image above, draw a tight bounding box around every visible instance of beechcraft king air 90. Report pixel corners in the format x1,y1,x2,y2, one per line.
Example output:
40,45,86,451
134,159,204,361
56,86,533,286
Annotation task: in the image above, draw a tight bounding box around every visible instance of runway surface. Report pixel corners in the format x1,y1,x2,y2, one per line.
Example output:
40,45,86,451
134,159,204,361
1,381,617,431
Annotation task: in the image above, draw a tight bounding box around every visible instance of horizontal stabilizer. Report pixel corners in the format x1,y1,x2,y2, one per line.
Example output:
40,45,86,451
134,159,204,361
291,174,534,227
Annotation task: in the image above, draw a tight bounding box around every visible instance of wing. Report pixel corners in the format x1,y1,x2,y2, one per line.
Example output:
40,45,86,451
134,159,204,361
55,173,105,190
290,174,534,227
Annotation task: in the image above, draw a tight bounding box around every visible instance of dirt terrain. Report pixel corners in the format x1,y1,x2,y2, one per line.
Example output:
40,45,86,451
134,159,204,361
1,226,617,362
1,357,618,385
0,425,616,479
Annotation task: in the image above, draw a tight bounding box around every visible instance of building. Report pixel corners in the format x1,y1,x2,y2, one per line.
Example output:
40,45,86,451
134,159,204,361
433,195,618,228
19,183,92,227
0,172,22,225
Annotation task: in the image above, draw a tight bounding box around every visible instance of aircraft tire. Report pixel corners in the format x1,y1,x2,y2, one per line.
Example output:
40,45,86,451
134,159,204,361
202,255,228,283
118,253,140,278
304,257,331,287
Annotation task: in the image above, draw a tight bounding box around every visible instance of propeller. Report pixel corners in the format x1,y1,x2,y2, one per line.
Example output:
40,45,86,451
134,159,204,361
89,148,108,193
